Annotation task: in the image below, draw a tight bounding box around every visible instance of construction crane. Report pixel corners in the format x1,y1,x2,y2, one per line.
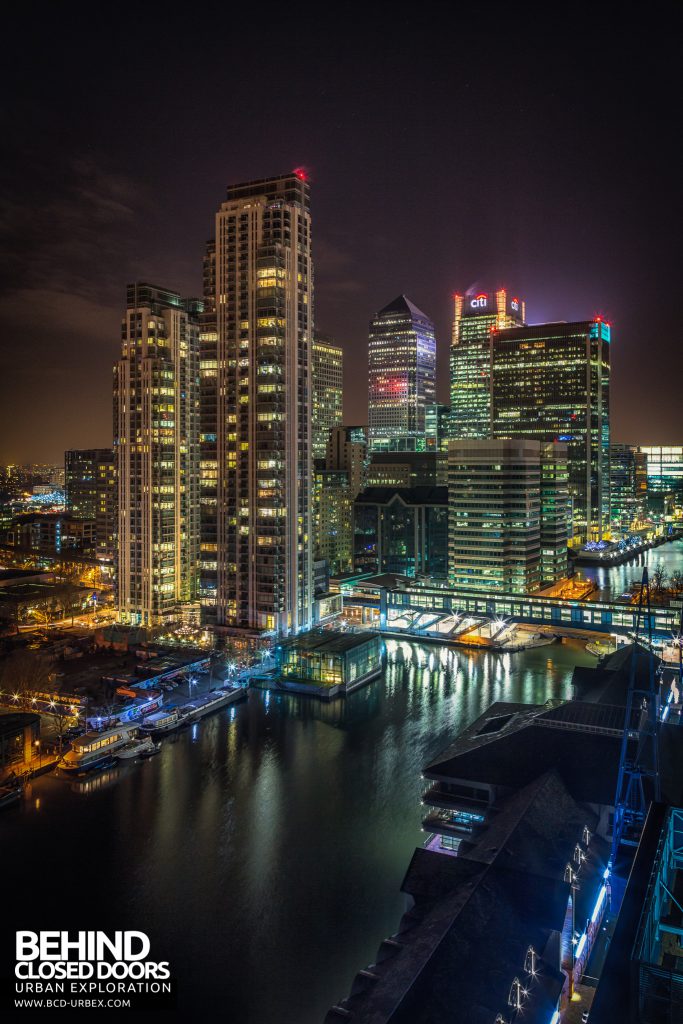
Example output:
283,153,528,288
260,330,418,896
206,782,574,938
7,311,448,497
610,567,662,865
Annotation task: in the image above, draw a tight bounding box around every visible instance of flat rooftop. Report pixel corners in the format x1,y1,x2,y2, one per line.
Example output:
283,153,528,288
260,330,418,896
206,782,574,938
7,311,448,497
277,630,379,655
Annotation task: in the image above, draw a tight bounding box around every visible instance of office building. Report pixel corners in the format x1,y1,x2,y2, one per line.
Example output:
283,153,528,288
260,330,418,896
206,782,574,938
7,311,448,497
354,486,449,578
639,445,683,516
212,172,313,635
312,332,343,459
114,283,201,625
610,443,647,532
540,441,570,583
492,319,611,543
368,295,436,452
425,402,451,451
448,439,568,593
64,448,117,560
450,288,525,439
3,512,97,555
367,450,446,489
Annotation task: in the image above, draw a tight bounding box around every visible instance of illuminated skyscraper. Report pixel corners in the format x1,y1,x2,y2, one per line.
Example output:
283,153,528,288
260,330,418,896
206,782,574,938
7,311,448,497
450,289,525,439
448,439,567,593
114,283,201,624
312,332,343,459
368,295,436,452
212,172,313,635
198,240,219,623
610,443,647,531
425,402,451,451
639,446,683,517
491,319,611,543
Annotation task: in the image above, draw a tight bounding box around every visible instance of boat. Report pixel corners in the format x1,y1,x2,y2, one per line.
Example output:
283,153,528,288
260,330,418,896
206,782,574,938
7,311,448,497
184,687,246,722
139,742,161,758
58,725,136,774
115,736,157,760
140,707,188,735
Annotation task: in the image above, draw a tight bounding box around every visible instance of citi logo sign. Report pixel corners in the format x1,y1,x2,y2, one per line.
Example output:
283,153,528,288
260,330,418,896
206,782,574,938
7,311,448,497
470,294,488,309
511,297,520,311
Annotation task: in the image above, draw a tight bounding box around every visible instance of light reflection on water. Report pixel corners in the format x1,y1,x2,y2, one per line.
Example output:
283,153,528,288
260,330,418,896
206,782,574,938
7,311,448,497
580,538,683,597
3,637,594,1024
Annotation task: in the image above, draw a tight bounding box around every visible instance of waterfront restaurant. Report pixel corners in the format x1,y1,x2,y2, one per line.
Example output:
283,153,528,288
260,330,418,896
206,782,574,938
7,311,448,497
275,630,382,698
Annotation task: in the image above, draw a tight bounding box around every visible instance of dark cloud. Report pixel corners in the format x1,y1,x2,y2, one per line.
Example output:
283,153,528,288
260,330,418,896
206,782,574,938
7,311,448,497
0,10,682,461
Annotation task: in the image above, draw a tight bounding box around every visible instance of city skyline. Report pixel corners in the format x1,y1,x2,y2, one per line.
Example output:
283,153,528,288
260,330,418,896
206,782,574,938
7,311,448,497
1,12,681,462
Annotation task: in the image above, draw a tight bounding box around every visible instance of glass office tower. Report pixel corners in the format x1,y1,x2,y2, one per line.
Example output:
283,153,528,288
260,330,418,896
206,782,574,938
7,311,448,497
491,319,611,543
610,443,647,532
368,295,436,452
639,446,683,516
450,289,525,439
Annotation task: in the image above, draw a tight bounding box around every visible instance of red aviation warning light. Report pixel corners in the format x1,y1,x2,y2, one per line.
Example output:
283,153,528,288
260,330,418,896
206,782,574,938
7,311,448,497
293,167,308,181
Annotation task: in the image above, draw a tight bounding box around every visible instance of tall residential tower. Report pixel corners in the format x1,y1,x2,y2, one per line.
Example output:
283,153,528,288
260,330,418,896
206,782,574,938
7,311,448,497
212,172,314,635
114,283,201,624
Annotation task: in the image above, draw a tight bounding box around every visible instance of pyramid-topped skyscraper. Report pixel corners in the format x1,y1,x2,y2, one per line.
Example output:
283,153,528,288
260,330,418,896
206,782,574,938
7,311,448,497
368,295,436,452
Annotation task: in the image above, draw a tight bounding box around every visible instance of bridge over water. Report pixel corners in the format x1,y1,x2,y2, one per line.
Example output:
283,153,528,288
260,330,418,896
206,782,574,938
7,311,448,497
340,576,680,640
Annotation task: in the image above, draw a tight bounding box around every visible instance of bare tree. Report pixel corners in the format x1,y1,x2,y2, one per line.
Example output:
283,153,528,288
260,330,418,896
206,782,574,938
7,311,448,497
651,566,668,597
670,571,683,597
47,699,80,754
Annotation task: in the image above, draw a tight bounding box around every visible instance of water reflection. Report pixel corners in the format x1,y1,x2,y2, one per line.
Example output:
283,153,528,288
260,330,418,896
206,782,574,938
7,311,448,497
3,637,594,1024
581,538,683,598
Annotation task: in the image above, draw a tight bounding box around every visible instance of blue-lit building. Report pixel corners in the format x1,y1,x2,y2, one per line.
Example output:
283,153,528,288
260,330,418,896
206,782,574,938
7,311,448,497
492,319,611,544
640,446,683,518
591,803,683,1023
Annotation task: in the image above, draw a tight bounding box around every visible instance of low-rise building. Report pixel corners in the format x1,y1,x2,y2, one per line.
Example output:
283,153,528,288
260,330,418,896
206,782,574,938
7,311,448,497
2,513,97,556
274,630,382,699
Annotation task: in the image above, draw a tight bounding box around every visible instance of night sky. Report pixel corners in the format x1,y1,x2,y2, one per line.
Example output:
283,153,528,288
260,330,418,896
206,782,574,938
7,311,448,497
1,9,681,463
